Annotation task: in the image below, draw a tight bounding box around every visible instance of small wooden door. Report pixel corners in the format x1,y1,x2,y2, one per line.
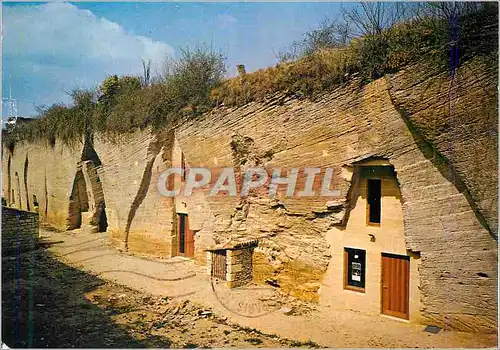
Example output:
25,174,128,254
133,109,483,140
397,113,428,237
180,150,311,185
381,253,410,320
177,214,194,257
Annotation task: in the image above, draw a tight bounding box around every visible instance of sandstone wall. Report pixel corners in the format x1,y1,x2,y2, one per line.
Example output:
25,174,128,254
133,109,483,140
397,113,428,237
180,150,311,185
1,130,177,258
387,56,498,236
2,206,39,255
93,130,175,258
175,60,497,331
2,139,83,229
2,57,496,332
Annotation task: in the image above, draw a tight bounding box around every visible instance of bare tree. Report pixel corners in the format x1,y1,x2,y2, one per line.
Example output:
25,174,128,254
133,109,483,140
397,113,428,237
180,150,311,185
342,2,409,37
141,59,152,87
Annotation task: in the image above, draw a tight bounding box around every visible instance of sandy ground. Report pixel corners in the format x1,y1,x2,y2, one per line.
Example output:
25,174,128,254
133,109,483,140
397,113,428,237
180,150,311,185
19,228,497,348
2,242,316,348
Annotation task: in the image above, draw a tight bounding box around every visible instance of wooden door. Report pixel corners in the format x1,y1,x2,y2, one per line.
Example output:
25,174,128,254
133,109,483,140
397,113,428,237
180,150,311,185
381,253,410,320
177,214,194,258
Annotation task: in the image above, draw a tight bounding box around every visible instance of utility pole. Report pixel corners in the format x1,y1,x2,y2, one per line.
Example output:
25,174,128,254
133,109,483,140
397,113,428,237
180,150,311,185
3,85,19,130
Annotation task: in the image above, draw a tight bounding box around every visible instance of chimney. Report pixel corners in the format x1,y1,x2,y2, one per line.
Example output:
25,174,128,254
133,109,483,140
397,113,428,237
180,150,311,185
237,64,246,77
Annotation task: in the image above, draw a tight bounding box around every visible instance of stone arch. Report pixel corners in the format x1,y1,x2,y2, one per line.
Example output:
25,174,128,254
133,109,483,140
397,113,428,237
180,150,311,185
81,160,108,233
67,170,89,229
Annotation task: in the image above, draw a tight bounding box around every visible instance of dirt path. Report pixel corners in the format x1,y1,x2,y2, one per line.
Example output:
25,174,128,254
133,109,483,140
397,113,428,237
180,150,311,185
7,228,494,348
2,244,316,348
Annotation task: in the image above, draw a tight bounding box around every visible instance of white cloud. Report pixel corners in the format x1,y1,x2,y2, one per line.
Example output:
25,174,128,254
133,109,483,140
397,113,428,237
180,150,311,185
217,14,238,28
2,3,174,117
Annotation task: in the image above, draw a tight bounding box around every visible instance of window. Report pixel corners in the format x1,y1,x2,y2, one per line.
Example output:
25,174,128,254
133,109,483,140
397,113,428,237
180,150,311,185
367,179,381,225
344,248,366,292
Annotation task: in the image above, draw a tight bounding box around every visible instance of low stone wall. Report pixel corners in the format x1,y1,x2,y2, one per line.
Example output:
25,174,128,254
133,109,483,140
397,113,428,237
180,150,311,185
2,206,39,255
227,248,254,288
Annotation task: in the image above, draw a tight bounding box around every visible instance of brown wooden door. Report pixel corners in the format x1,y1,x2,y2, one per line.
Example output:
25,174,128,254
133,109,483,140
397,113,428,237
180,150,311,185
177,214,194,258
381,253,410,320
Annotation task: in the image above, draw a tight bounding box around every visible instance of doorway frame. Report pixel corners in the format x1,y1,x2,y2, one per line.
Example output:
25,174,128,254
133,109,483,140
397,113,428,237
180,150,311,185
176,213,194,258
380,252,410,320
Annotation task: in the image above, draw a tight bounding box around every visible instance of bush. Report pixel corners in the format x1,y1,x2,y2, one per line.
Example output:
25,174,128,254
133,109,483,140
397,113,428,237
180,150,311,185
163,45,226,113
2,4,496,148
213,3,498,105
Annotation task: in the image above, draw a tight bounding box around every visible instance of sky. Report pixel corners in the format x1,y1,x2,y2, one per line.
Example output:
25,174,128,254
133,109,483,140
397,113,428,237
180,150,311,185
2,2,351,120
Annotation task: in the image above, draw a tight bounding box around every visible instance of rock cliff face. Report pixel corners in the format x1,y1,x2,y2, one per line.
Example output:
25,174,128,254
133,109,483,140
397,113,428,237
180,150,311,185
2,57,497,332
93,130,176,257
387,56,498,237
173,58,497,332
3,139,83,229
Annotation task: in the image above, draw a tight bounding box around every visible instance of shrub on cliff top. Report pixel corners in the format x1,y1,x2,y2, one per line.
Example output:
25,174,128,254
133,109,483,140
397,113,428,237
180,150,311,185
100,45,226,137
3,45,227,148
3,89,98,150
212,2,498,106
2,3,497,149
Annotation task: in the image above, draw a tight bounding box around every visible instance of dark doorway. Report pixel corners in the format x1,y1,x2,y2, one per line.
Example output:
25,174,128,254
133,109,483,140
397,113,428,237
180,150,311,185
67,171,89,229
7,156,11,205
24,157,30,211
367,179,381,224
177,213,194,257
98,204,108,232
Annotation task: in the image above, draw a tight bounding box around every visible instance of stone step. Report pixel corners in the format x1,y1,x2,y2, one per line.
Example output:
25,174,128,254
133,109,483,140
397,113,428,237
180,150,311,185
80,224,98,234
81,211,94,225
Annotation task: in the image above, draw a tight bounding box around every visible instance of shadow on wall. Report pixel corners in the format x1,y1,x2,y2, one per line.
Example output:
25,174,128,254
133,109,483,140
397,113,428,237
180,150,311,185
66,137,108,232
24,156,30,212
67,170,89,230
390,97,495,239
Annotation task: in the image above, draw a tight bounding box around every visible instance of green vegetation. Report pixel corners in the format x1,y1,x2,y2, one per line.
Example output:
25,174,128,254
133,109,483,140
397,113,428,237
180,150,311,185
3,3,497,150
4,45,227,149
213,2,498,105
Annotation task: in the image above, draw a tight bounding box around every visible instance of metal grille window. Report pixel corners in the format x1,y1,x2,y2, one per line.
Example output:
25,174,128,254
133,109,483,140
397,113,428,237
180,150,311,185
211,250,227,279
344,247,366,292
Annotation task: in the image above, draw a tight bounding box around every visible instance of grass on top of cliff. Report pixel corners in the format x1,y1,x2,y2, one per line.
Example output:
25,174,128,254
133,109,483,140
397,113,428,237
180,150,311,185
212,2,498,106
2,2,497,150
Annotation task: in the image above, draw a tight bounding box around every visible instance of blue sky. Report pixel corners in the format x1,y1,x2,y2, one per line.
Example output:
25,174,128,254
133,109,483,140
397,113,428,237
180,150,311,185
2,2,350,119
